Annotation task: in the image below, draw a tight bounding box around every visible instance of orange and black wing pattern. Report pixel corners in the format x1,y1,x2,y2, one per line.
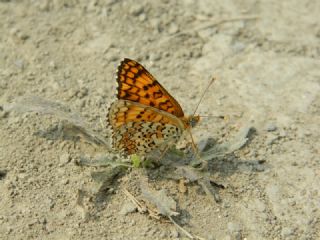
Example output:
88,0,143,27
107,100,183,155
108,99,184,129
116,58,185,117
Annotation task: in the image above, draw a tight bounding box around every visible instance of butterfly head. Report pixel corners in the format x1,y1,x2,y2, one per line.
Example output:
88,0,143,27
185,115,200,128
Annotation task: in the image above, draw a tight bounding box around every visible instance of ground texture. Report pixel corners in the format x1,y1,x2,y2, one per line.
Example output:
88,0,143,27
0,1,319,239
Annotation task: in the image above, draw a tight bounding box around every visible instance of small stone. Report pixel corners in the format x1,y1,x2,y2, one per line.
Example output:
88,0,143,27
28,219,39,227
266,135,280,145
254,163,265,172
288,199,296,206
119,202,137,215
40,217,47,224
128,219,136,226
168,23,179,34
17,32,29,41
224,235,232,240
159,231,167,238
14,59,25,69
10,28,19,36
232,42,246,53
281,227,294,237
0,108,8,119
87,0,98,11
130,5,144,16
76,87,88,98
59,153,70,166
61,179,69,185
207,236,216,240
150,19,161,33
222,202,230,208
266,123,277,132
227,222,241,234
148,227,158,236
279,129,287,138
139,13,147,22
49,61,57,69
170,229,179,238
6,227,13,234
149,53,161,62
0,170,7,180
38,1,50,11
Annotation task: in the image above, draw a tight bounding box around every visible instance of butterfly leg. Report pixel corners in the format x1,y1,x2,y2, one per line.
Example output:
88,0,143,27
154,144,171,162
188,129,208,170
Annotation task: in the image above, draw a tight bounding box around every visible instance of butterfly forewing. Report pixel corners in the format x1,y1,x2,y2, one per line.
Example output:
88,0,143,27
108,99,184,128
117,58,185,117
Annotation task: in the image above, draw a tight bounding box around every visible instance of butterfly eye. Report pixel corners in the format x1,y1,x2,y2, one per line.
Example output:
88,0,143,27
189,116,200,128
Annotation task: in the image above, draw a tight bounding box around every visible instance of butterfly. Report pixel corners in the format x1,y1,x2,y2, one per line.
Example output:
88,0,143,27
107,58,200,156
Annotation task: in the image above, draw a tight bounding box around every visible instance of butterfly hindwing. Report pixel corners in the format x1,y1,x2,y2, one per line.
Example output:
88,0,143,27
117,58,185,117
107,99,184,155
112,121,182,155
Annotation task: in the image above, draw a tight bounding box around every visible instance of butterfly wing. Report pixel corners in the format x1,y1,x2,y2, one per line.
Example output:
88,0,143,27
112,121,182,155
117,58,185,117
108,100,183,155
108,99,184,128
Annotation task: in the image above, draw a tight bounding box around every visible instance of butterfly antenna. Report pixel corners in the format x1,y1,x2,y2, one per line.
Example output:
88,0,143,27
192,77,216,116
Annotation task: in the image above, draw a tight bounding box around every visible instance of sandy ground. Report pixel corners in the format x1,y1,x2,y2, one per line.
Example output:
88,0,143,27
0,1,320,239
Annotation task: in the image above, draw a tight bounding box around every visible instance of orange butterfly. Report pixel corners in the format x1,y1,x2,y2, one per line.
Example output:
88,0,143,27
107,58,200,156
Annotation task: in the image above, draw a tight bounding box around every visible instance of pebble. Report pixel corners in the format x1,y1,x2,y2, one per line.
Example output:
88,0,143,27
266,123,277,132
232,42,246,53
76,99,86,109
129,5,144,16
119,202,137,215
139,13,147,22
266,135,280,145
168,23,179,34
279,129,288,138
0,108,8,119
223,211,229,217
0,170,6,180
222,202,231,208
10,28,29,41
87,0,98,12
170,229,179,238
150,18,161,33
288,198,296,206
149,53,161,62
281,227,294,237
254,163,265,172
145,226,158,236
59,153,71,166
128,219,136,226
159,231,168,238
14,59,25,70
37,1,50,11
27,219,39,227
250,198,266,213
209,236,219,240
227,222,241,234
49,61,57,69
61,179,69,185
76,87,88,98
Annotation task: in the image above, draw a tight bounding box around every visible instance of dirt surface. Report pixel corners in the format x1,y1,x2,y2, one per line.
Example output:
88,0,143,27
0,1,320,239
